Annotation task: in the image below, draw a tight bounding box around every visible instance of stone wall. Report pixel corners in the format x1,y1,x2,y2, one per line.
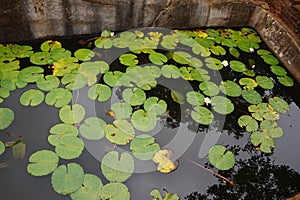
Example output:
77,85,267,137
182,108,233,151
0,0,299,81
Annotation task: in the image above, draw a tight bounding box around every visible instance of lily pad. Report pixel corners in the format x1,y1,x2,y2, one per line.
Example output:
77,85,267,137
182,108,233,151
171,90,185,104
27,150,59,176
122,88,146,106
59,104,85,124
205,57,223,70
250,131,275,153
104,119,135,145
48,123,79,146
211,96,234,114
74,48,95,61
239,78,257,89
41,40,62,52
30,52,51,65
70,174,103,200
278,75,294,87
120,53,138,67
208,145,235,170
0,141,5,155
19,89,44,106
268,97,290,114
270,66,287,76
238,115,258,132
36,75,60,91
199,81,220,96
95,37,113,49
149,52,167,65
255,76,274,89
248,103,279,121
260,120,283,138
219,80,242,97
131,109,157,132
230,60,247,72
261,54,279,65
0,107,14,130
229,47,240,58
103,71,123,87
55,136,84,160
161,65,181,79
11,45,34,58
150,189,179,200
191,106,214,125
79,117,106,140
241,89,262,105
52,57,79,76
186,91,205,106
110,102,132,119
172,51,191,65
100,182,130,200
88,84,112,102
0,87,10,103
130,134,160,160
51,163,84,195
45,88,72,108
144,97,167,116
152,149,178,173
61,73,87,90
18,66,44,83
101,151,134,182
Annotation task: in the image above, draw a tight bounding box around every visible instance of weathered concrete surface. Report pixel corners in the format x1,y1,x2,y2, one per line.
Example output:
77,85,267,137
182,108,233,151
0,0,300,81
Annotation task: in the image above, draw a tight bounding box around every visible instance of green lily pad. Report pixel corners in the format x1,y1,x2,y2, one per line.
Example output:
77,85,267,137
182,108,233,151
55,136,84,160
19,89,44,106
74,49,95,61
199,81,220,96
171,90,185,104
45,88,72,108
238,115,258,132
88,84,112,102
61,73,87,90
144,97,167,116
110,102,132,119
59,104,85,124
70,174,103,200
260,120,283,138
100,182,130,200
130,134,160,160
104,119,135,145
48,123,79,146
186,91,205,106
261,54,279,65
49,48,72,62
191,106,214,125
255,76,274,89
219,80,242,97
79,117,106,140
230,60,247,72
172,51,191,65
101,151,134,182
122,88,146,106
41,40,62,52
211,96,234,114
161,35,179,50
161,65,181,79
278,75,294,87
229,47,240,58
11,45,34,58
239,78,257,89
52,57,79,76
270,66,287,76
30,52,51,65
149,52,167,65
36,75,60,91
210,45,226,56
250,131,275,153
95,37,113,49
18,66,44,83
120,53,138,67
268,97,290,114
149,188,179,200
79,61,109,86
0,140,5,155
257,49,271,55
248,103,279,121
51,163,84,195
205,57,223,70
243,69,256,77
208,144,235,170
103,71,123,87
0,107,14,130
241,89,262,105
27,150,59,176
0,87,10,103
131,109,157,132
144,65,161,78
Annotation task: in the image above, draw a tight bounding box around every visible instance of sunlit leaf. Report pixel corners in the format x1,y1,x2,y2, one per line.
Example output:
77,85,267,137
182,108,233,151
144,97,167,116
110,102,132,119
261,54,279,65
199,81,219,96
95,37,113,49
172,51,191,65
270,65,287,76
186,91,204,106
205,57,223,70
0,87,10,103
45,88,72,108
238,115,258,132
149,52,167,65
0,107,14,130
211,96,234,114
103,71,123,87
130,134,160,160
241,89,262,104
248,103,279,121
219,80,242,97
120,53,138,67
230,60,247,72
52,57,79,76
88,84,112,102
59,104,85,124
191,106,214,125
11,45,34,58
239,78,257,89
161,65,181,79
150,188,179,200
48,123,79,146
208,144,235,170
36,75,60,91
229,47,240,58
268,97,289,114
19,89,44,106
278,75,294,87
250,131,274,153
79,117,106,140
152,149,178,173
100,182,130,200
122,87,146,106
74,48,95,61
61,73,87,90
18,66,44,83
131,109,157,132
255,76,274,89
210,45,226,56
41,40,62,52
55,136,84,160
0,141,5,155
104,119,135,145
30,52,51,65
27,150,59,176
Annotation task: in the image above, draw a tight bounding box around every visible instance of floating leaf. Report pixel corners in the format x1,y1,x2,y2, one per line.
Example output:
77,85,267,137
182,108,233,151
205,57,223,70
161,65,181,79
12,140,26,159
95,37,113,49
79,117,106,140
186,91,204,106
131,109,157,132
0,107,14,130
248,103,279,121
18,66,44,83
238,115,258,132
103,71,123,87
51,163,84,195
255,76,274,89
210,45,226,56
122,88,146,106
104,119,135,145
101,151,134,182
144,97,167,116
230,60,247,72
149,52,167,65
261,54,279,65
172,51,191,65
152,149,178,173
30,52,51,65
61,73,87,90
241,89,262,105
270,66,287,76
74,48,95,61
88,84,112,102
208,145,235,170
239,78,257,89
52,57,79,76
257,49,271,55
260,120,283,138
110,102,132,119
0,87,10,103
55,136,84,160
0,141,5,155
36,75,60,91
130,134,160,160
45,88,72,108
11,45,34,58
41,40,62,52
229,47,240,58
120,53,138,67
191,106,214,125
48,123,79,146
150,188,179,200
219,80,242,97
278,75,294,87
100,182,130,200
268,97,289,114
50,48,72,61
70,174,103,200
243,69,256,77
144,65,161,78
211,96,234,114
199,81,219,96
250,131,274,153
59,104,85,124
19,89,44,106
27,150,59,176
171,90,184,104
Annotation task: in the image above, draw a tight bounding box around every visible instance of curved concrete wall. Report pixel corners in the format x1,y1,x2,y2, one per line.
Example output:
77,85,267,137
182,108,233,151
0,0,299,81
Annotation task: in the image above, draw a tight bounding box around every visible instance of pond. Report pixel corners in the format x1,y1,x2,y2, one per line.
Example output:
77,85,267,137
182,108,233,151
0,27,299,200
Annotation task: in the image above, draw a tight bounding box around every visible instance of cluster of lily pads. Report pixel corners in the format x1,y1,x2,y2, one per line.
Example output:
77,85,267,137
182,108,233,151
0,27,294,199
